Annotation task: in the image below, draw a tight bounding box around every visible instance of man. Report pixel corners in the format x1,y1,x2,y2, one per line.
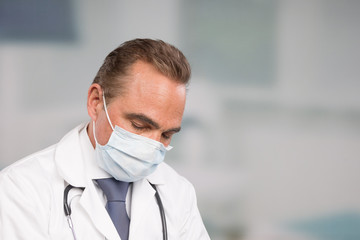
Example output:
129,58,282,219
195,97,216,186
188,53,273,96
0,39,210,239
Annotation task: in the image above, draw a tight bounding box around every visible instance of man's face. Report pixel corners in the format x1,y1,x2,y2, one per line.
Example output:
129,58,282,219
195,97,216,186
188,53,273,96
91,61,186,147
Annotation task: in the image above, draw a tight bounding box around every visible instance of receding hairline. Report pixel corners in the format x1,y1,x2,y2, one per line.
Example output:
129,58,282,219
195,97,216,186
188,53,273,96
92,38,191,103
105,60,188,103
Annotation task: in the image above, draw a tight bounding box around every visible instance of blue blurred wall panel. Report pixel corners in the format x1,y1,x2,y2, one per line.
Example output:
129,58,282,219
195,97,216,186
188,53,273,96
0,0,76,42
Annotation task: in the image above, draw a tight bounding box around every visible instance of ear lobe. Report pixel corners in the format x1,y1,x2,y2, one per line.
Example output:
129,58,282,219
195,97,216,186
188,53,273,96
87,84,103,121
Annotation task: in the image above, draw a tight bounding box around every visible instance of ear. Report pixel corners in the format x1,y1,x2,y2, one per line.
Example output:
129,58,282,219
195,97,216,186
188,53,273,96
87,83,104,121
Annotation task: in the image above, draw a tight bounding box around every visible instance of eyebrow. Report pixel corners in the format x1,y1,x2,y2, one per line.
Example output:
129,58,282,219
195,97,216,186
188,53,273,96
125,113,182,133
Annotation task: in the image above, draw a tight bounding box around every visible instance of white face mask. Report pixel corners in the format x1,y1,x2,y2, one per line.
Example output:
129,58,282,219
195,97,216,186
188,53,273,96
93,94,172,182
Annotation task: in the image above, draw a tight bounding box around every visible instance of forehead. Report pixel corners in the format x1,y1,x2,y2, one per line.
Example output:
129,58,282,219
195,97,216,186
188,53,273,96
110,61,187,127
123,61,186,97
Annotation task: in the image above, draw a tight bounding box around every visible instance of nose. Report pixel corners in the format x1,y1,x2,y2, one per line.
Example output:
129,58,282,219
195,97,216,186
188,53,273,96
143,131,170,147
144,131,162,143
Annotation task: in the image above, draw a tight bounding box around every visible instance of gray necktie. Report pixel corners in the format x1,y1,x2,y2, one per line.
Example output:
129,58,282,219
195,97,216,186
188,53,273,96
96,178,130,240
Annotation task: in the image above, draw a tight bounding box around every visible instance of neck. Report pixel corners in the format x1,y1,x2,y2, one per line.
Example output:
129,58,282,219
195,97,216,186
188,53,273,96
87,121,96,149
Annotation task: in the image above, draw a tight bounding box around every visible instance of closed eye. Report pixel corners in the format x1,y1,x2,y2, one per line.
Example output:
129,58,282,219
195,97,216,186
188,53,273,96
161,130,178,140
131,121,148,130
162,133,171,140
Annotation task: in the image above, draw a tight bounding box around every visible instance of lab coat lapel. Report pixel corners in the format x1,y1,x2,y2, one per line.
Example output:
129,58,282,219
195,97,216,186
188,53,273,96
129,168,166,238
80,180,120,240
129,179,156,237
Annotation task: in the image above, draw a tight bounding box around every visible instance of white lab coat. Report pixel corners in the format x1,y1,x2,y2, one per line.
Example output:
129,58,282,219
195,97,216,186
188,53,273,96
0,123,210,240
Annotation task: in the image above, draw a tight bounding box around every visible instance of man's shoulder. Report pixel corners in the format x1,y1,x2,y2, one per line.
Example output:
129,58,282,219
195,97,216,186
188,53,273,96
0,144,58,185
0,144,60,224
0,123,86,183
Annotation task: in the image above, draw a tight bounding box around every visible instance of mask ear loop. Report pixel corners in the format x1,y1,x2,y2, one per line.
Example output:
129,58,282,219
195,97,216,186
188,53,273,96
93,93,114,146
92,121,99,145
102,93,115,131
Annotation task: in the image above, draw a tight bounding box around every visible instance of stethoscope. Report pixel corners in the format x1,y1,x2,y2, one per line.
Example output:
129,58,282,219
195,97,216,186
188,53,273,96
63,183,168,240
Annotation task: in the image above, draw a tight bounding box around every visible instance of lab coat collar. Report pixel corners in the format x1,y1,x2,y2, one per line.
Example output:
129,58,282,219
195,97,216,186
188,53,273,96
145,163,166,185
54,123,88,187
54,123,113,187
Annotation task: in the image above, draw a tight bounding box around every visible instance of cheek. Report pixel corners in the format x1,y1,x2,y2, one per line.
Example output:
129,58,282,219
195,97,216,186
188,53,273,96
112,118,132,132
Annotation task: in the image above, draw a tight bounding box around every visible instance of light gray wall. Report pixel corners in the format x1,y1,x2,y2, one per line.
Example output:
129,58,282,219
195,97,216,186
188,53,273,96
1,1,360,239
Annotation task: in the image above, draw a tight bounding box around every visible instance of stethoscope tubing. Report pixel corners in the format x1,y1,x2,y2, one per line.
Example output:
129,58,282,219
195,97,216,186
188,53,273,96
150,183,168,240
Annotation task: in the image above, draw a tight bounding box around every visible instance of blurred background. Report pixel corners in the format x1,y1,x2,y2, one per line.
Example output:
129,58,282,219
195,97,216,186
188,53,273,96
1,0,360,239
